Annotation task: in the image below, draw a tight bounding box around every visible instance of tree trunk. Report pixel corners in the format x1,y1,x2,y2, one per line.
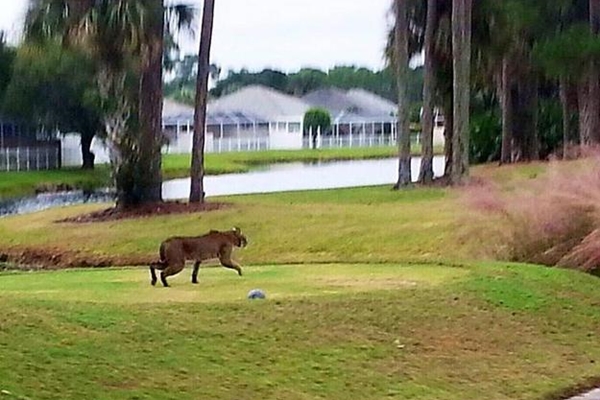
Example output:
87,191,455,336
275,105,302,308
190,0,216,203
586,0,600,145
451,0,472,185
133,0,164,207
393,0,412,189
80,131,95,170
443,97,454,177
418,0,436,184
560,76,570,158
579,73,591,145
588,63,600,143
527,74,540,160
500,56,513,164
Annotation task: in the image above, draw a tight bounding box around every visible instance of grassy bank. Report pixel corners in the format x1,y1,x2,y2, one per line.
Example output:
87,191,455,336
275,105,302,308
1,161,597,399
0,185,455,266
0,167,112,201
1,263,599,399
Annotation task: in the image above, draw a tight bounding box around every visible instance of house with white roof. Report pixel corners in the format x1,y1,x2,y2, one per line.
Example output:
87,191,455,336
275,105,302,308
62,84,444,166
302,88,445,147
162,85,311,153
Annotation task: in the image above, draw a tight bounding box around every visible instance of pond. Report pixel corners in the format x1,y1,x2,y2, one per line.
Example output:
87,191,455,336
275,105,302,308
0,156,445,217
163,156,446,199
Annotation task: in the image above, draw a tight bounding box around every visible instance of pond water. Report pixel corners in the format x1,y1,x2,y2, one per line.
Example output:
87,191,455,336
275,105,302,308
0,189,115,217
0,156,445,216
163,156,446,200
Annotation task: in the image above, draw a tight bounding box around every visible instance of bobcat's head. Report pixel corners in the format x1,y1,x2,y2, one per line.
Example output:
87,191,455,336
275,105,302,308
232,227,248,248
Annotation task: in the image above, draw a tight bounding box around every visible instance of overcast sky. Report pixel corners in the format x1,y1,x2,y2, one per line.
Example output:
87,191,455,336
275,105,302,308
0,0,392,73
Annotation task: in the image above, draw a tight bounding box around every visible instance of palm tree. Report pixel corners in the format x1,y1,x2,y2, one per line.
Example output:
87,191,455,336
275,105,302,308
393,0,412,189
190,0,216,203
418,0,437,184
586,0,600,144
450,0,472,184
25,0,193,208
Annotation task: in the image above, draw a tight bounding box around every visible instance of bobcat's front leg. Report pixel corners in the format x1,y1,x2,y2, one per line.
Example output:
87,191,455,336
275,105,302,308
191,261,201,284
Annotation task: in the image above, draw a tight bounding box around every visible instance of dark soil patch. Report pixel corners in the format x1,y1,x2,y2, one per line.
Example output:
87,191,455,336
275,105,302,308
1,202,233,270
0,246,151,270
58,201,231,223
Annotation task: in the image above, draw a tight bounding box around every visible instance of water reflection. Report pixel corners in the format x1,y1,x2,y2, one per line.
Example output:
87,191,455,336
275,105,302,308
163,156,445,200
0,189,115,217
0,156,445,216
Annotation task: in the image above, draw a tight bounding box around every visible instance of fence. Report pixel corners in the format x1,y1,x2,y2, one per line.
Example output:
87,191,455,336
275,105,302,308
303,133,398,149
211,137,269,153
0,144,61,171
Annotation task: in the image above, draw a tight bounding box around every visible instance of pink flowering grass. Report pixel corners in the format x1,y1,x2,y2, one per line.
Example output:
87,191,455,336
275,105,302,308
465,156,600,273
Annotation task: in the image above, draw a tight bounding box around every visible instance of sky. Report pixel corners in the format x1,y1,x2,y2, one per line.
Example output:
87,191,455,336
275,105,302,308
0,0,393,73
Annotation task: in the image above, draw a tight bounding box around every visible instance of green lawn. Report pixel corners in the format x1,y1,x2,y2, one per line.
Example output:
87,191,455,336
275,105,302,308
1,263,599,399
0,185,458,266
0,161,597,399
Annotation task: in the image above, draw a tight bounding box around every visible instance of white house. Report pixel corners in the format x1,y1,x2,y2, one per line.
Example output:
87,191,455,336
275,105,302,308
61,85,446,166
162,85,310,152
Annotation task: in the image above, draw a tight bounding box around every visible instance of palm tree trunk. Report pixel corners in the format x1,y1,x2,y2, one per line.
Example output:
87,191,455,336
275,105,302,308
587,0,600,145
135,0,164,205
443,97,454,177
560,76,570,158
500,56,513,164
579,73,591,145
393,0,411,189
526,73,540,160
451,0,472,185
190,0,216,203
418,0,436,184
80,130,95,170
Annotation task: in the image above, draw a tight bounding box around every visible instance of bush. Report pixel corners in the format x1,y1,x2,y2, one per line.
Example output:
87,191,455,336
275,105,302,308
303,108,331,135
470,108,502,164
466,155,600,273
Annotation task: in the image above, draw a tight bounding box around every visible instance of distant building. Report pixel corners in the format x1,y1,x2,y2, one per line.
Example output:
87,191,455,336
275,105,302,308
0,117,60,171
303,88,445,147
162,85,310,153
61,85,446,166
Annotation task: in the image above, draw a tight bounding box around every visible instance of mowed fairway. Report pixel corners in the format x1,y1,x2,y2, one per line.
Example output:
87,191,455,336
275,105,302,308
2,262,600,399
2,167,600,399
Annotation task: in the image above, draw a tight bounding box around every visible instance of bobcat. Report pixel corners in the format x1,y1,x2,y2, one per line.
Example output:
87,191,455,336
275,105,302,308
149,227,248,287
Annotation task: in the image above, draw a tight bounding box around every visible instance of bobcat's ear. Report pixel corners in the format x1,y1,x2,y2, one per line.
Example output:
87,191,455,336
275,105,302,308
233,226,240,232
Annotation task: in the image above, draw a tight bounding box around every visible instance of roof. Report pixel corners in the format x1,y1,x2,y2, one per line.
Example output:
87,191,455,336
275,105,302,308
162,99,194,124
302,88,397,123
208,85,311,119
162,98,268,126
162,86,399,126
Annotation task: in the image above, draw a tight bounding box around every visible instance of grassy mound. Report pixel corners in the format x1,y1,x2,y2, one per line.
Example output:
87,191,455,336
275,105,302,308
1,263,599,399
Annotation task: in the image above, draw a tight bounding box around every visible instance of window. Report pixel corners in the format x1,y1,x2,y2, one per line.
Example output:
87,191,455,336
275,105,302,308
288,123,301,133
277,122,287,131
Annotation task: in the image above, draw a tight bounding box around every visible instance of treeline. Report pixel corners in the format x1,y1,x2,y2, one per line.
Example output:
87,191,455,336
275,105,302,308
394,0,600,168
164,60,425,105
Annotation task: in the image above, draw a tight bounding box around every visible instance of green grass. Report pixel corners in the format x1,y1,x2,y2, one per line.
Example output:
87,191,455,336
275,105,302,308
0,185,458,266
1,161,599,399
0,167,111,200
1,263,599,399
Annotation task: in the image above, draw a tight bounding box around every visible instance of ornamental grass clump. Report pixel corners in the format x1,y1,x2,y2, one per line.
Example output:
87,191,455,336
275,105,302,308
466,157,600,273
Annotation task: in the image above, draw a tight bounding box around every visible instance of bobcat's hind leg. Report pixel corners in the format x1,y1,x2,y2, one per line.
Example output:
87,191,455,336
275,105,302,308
149,261,166,286
160,261,185,288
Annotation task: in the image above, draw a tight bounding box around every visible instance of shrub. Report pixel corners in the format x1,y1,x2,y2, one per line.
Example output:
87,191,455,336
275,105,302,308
303,108,331,135
465,154,600,273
